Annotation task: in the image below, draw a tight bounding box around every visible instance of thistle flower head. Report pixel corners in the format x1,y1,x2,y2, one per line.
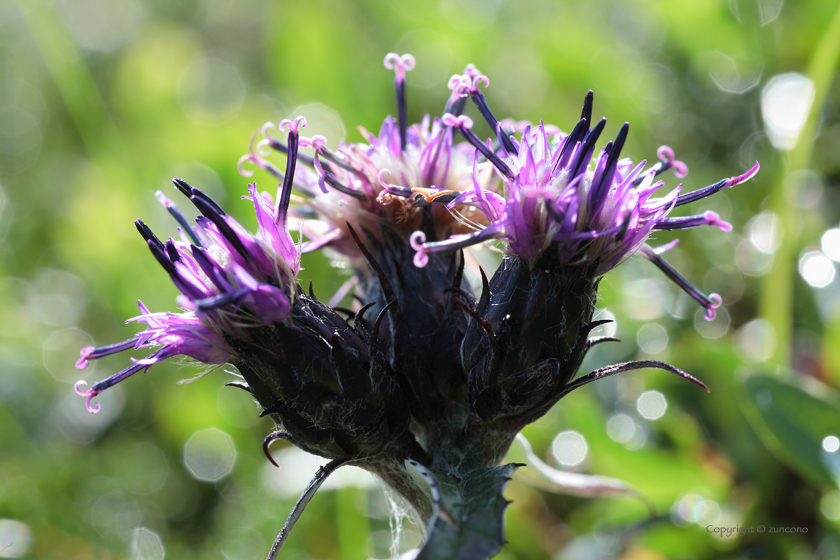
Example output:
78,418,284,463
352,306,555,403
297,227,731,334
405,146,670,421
74,161,302,413
237,60,496,263
407,89,760,320
77,51,760,431
76,54,761,556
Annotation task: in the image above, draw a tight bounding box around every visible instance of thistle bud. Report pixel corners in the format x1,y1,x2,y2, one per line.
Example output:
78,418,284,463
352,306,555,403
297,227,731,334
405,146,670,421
230,290,415,462
463,253,599,429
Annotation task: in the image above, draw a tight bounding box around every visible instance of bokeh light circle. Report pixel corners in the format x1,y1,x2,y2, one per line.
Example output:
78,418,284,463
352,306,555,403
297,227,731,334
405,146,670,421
552,431,588,467
183,428,237,482
131,527,165,560
0,519,32,558
606,414,637,444
821,229,840,261
799,250,835,287
637,323,668,354
761,73,815,150
735,319,777,363
637,391,667,420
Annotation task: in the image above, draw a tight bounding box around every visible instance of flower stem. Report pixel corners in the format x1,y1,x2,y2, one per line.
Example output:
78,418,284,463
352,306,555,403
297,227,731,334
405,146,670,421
415,464,521,560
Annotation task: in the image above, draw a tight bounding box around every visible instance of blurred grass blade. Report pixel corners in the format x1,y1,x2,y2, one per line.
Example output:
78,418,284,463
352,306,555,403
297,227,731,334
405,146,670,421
743,373,840,488
760,3,840,368
16,1,114,156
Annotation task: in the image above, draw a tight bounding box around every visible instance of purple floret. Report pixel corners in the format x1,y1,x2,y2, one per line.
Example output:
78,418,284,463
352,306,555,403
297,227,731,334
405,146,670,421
75,123,312,413
408,85,759,320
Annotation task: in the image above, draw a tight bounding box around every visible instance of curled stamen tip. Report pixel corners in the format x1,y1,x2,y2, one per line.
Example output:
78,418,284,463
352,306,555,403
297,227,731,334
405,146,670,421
280,116,307,134
656,145,688,176
464,63,480,78
86,398,101,414
74,380,90,395
409,230,426,249
377,168,400,190
300,135,327,150
237,154,256,178
409,231,429,268
308,135,327,149
441,113,473,129
447,74,462,90
255,138,272,157
455,81,472,98
76,347,93,369
384,53,415,82
473,74,489,89
656,145,675,162
377,168,389,185
75,380,101,414
704,294,723,321
260,121,275,136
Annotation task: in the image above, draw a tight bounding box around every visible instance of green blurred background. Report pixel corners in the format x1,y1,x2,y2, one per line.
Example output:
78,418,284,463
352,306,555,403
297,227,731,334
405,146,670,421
2,0,840,558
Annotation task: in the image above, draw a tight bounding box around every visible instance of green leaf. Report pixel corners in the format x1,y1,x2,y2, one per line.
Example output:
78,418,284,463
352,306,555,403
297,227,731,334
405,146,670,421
743,373,840,488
